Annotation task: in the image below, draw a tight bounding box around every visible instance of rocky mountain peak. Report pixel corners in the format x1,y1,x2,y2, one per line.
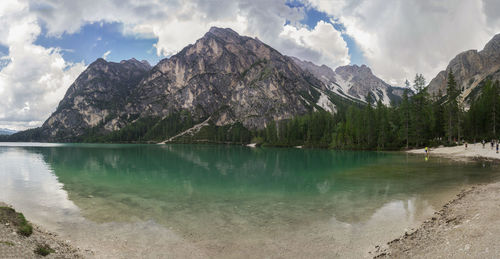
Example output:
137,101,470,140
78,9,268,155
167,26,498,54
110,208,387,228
427,33,500,101
120,58,152,71
89,58,108,68
335,64,372,77
130,26,323,131
290,57,336,82
206,27,242,42
483,33,500,54
292,57,404,105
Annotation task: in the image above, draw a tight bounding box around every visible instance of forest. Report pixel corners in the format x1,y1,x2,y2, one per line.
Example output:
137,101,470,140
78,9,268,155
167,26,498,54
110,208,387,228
255,72,500,150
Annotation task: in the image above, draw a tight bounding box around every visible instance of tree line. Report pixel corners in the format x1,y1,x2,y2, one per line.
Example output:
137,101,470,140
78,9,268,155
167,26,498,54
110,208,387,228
256,72,500,150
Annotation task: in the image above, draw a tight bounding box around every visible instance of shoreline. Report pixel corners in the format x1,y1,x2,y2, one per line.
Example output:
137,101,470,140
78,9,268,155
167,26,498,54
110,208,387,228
0,202,85,258
370,144,500,258
408,142,500,161
371,182,500,258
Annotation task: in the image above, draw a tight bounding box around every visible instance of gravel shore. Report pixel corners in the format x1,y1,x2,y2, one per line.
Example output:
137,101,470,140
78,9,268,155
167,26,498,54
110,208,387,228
0,202,83,258
371,144,500,258
372,182,500,258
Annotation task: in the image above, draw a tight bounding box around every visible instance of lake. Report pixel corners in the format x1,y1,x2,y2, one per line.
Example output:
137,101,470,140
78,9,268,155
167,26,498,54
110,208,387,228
1,143,499,258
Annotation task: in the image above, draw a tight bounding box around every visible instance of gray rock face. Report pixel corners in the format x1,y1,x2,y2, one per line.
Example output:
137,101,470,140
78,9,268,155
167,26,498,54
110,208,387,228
36,27,326,140
292,57,405,105
427,33,500,100
41,58,151,140
129,27,323,129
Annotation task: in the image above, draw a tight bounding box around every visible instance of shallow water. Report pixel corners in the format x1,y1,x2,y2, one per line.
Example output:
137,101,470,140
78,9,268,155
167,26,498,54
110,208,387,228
1,143,499,258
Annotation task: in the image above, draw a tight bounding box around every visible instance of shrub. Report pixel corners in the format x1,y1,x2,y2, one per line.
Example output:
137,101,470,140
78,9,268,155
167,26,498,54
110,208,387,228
34,244,55,256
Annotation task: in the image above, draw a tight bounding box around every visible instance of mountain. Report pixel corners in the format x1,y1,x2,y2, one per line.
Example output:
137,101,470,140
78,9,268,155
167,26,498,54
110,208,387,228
129,27,329,130
39,58,151,140
291,57,406,105
0,128,17,135
427,34,500,101
12,27,335,142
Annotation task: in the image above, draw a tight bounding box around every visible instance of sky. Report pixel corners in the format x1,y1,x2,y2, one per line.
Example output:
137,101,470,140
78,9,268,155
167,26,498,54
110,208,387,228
1,0,500,130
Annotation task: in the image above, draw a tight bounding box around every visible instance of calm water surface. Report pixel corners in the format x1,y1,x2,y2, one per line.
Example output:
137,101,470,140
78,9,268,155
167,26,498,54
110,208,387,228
1,143,499,258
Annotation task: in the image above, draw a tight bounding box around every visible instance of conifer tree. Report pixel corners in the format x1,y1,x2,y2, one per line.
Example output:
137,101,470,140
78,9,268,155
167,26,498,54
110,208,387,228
445,70,460,143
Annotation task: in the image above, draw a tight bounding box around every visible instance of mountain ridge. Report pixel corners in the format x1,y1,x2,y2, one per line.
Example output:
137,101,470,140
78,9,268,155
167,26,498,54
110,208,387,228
11,27,333,142
427,33,500,101
291,57,405,105
8,27,403,143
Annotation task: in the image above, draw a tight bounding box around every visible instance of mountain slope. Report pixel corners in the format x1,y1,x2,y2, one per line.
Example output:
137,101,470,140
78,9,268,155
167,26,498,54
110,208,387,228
11,27,334,142
39,58,151,140
291,57,405,105
428,34,500,101
130,27,327,130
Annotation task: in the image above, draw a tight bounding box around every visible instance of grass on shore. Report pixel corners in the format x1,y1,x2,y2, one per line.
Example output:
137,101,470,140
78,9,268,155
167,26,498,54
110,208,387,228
0,240,14,246
0,206,33,236
34,244,55,256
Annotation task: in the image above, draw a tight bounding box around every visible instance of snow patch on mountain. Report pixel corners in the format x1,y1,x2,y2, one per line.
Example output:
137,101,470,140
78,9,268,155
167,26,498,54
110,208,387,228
316,91,336,113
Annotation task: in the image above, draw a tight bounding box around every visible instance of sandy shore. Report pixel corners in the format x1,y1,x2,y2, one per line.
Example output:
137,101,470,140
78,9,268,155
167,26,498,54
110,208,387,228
408,142,500,160
0,202,84,258
371,144,500,258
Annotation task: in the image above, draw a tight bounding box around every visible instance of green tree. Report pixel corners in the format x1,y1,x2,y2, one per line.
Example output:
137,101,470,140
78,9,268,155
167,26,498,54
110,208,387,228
410,73,431,147
444,71,460,143
400,79,411,148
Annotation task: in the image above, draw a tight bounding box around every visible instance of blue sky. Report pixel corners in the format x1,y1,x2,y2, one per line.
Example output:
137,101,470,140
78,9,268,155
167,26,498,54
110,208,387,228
289,2,365,65
31,6,363,67
35,22,162,66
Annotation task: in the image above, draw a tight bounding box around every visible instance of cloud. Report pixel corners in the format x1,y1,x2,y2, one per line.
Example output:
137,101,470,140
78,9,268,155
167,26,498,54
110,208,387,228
28,0,348,66
280,20,350,68
0,0,86,130
102,50,111,60
307,0,500,85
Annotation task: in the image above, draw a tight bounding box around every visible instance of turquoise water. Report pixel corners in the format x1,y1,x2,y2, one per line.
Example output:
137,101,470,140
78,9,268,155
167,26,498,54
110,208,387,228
1,143,499,257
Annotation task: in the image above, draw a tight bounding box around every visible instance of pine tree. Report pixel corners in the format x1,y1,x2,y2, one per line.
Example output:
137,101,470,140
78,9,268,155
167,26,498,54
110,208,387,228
411,73,430,146
400,86,411,148
445,70,460,143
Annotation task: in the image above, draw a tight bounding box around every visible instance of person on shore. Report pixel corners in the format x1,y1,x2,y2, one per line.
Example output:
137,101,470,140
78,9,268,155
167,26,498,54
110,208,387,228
425,146,428,155
465,142,468,149
491,140,494,150
482,140,485,149
496,143,499,154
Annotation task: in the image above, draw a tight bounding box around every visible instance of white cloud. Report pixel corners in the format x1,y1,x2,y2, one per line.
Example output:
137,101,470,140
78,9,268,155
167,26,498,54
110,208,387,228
307,0,500,85
280,21,350,68
102,50,111,60
28,0,348,66
0,0,86,130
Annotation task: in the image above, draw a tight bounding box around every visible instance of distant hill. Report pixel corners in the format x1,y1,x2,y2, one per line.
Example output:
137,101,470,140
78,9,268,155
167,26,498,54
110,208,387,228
0,128,17,135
